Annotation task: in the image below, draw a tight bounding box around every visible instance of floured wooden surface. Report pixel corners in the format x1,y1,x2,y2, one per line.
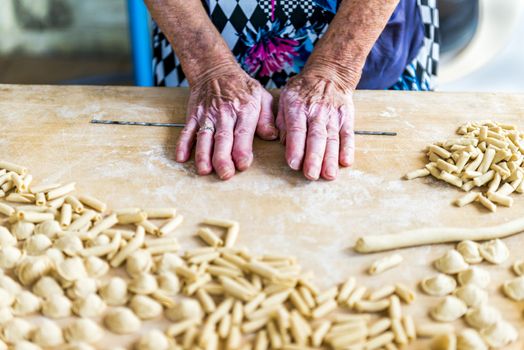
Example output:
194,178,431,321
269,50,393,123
1,84,524,348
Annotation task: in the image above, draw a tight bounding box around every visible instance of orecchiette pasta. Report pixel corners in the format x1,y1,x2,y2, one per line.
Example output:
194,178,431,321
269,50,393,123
453,284,488,308
457,329,487,350
157,271,180,295
34,220,61,238
0,288,14,308
84,256,109,278
23,234,52,255
129,295,163,320
99,277,128,306
11,291,41,316
31,319,64,347
434,250,469,274
465,304,501,330
10,222,34,241
429,296,468,322
128,273,158,295
480,321,518,348
0,246,22,269
1,318,33,343
66,278,98,300
54,235,84,256
456,240,483,264
103,307,141,334
41,294,72,318
125,249,152,277
56,257,88,282
135,330,170,350
513,260,524,276
32,276,64,299
457,267,490,288
64,318,104,344
72,293,106,318
502,276,524,301
479,239,509,264
165,298,203,322
420,274,457,296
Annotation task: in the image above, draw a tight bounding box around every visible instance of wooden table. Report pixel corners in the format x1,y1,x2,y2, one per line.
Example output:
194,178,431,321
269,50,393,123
1,84,524,348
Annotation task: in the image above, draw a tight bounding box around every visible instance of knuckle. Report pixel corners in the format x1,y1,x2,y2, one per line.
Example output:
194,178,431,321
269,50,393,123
234,126,253,137
214,129,232,141
340,128,353,138
287,125,306,133
232,149,251,160
195,151,209,161
308,127,327,139
327,135,339,143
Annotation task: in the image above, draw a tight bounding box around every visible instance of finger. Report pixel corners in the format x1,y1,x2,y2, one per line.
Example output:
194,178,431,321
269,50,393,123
195,120,215,175
321,115,340,181
285,102,307,170
212,107,236,180
175,117,198,162
339,109,355,167
256,90,278,140
276,96,287,144
303,106,328,180
232,106,258,171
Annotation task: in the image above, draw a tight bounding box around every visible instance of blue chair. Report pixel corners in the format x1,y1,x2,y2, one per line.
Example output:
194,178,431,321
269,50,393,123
127,0,154,86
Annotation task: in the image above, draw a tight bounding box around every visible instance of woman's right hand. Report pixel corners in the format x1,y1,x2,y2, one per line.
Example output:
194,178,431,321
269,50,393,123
175,65,278,180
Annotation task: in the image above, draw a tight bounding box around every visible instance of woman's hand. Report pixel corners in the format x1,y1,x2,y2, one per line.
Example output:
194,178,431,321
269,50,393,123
176,66,278,180
277,72,355,181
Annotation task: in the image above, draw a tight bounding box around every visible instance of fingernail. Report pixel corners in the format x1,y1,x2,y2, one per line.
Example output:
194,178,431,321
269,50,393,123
289,158,300,170
176,151,185,162
326,166,337,178
218,167,234,180
307,168,320,180
197,161,211,174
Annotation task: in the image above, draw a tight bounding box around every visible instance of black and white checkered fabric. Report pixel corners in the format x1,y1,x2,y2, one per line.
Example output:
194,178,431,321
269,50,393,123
413,0,439,90
152,0,439,90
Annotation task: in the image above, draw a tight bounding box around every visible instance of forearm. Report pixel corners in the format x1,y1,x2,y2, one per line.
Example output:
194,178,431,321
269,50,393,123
303,0,400,91
144,0,238,85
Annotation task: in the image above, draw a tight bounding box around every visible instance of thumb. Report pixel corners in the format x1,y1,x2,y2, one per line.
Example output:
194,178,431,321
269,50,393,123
256,90,278,140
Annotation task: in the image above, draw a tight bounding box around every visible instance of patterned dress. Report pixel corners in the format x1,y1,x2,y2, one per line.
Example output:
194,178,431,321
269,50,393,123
152,0,439,91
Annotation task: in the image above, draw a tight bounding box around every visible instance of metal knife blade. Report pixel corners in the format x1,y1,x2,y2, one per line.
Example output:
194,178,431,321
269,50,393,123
90,119,397,136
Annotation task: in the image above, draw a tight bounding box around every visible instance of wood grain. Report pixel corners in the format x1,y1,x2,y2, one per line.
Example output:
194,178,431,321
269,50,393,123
1,84,523,348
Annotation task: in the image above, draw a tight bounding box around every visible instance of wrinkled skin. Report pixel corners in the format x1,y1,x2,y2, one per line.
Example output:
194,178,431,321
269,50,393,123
175,68,278,180
277,73,355,181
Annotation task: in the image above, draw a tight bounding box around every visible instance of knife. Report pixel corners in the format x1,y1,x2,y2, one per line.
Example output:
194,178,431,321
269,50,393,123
90,119,397,136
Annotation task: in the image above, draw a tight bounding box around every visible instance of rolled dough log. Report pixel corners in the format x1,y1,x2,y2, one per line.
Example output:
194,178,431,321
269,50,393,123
354,217,524,253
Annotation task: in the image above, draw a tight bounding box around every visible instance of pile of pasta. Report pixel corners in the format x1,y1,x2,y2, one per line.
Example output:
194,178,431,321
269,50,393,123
420,239,522,349
405,120,524,212
0,159,427,350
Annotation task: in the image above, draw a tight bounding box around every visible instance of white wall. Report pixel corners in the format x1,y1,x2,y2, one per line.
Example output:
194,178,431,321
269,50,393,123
0,0,129,55
439,8,524,92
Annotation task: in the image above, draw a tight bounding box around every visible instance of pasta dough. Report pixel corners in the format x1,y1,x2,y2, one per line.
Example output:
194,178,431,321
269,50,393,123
354,218,524,253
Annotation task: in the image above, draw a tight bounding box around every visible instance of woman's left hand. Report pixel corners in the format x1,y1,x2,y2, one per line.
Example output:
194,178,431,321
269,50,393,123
277,72,355,181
